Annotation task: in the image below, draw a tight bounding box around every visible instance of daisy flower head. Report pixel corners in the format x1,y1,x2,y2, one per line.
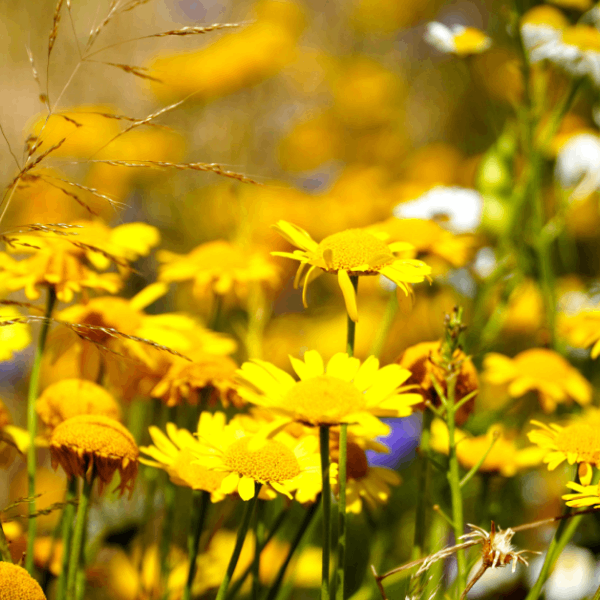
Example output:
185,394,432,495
50,414,139,496
158,240,280,309
392,186,484,234
272,221,431,322
482,348,592,412
563,481,600,507
424,22,491,57
560,304,600,357
530,25,600,87
555,133,600,202
0,562,47,600
520,6,569,53
236,350,422,433
140,422,226,499
528,411,600,484
190,411,323,501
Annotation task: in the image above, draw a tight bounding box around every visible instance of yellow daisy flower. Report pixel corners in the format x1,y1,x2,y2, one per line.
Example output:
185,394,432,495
272,220,431,322
236,350,421,433
528,411,600,484
191,411,323,501
482,348,592,412
563,481,600,508
560,306,600,358
50,415,139,496
430,419,544,477
0,306,31,361
140,422,226,499
158,240,280,308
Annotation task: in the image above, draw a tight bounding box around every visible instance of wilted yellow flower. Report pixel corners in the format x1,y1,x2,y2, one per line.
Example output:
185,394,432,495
148,0,305,102
528,411,600,484
0,306,31,361
158,240,280,308
236,350,421,432
483,348,592,412
424,22,492,56
151,353,241,408
430,420,544,477
397,340,479,426
273,221,431,322
37,379,121,432
50,415,139,496
140,422,226,498
0,562,47,599
191,411,322,501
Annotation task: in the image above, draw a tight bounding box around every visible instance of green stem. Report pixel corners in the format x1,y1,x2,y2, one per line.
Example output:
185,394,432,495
183,490,210,600
215,484,261,600
335,423,347,600
320,425,332,600
266,500,319,600
369,292,398,358
0,520,12,562
66,475,93,600
25,285,56,574
53,478,77,600
346,277,359,357
252,500,265,600
227,506,289,600
446,376,466,596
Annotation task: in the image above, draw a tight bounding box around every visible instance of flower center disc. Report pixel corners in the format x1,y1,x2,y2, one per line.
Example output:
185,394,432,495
346,442,369,480
316,230,394,272
223,437,301,482
284,375,367,425
555,424,600,465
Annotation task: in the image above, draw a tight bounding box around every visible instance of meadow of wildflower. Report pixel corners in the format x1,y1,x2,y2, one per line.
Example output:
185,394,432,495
3,0,600,599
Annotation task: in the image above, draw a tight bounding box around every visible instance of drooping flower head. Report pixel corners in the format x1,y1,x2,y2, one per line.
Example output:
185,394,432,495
50,415,139,496
528,411,600,484
424,22,492,56
36,379,121,432
0,562,47,599
191,411,323,501
272,221,431,321
236,350,421,433
140,422,226,499
483,348,592,412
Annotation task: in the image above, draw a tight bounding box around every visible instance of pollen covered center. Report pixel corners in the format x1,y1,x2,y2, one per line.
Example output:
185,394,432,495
555,424,600,465
284,375,367,425
316,229,394,273
223,437,301,482
346,442,369,480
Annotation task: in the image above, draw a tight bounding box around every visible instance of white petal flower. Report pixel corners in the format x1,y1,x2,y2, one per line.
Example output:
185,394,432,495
424,22,491,56
393,186,483,233
520,6,569,53
555,133,600,201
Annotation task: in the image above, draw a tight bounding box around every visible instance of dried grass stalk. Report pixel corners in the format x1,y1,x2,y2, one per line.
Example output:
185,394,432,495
40,174,127,211
48,0,65,59
141,23,241,38
25,46,49,109
90,60,162,82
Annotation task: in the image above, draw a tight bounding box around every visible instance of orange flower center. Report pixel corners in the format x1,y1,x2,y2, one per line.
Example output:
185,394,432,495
284,376,367,425
316,229,394,272
346,442,369,480
223,437,301,482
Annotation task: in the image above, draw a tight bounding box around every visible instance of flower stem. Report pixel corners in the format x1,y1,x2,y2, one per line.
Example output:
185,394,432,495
215,483,261,600
266,500,319,600
369,292,398,358
252,500,265,600
55,478,77,600
320,425,332,600
183,490,210,600
25,285,56,574
346,276,359,357
66,475,94,600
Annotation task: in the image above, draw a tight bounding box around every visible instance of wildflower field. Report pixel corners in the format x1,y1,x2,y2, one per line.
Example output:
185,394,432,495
3,0,600,599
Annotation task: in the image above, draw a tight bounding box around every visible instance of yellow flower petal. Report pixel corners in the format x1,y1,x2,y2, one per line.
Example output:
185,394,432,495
337,270,358,323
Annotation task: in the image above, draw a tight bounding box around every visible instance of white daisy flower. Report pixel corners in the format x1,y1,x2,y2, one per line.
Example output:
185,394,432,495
520,6,568,53
392,186,483,233
555,133,600,201
424,22,491,56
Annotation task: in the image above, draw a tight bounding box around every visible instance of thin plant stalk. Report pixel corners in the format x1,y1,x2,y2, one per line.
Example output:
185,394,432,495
214,483,261,600
66,475,94,600
25,285,57,573
369,292,398,358
320,425,332,600
0,520,12,562
54,478,77,600
336,275,358,600
446,374,467,595
252,500,265,600
183,490,211,600
266,501,319,600
412,410,433,560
